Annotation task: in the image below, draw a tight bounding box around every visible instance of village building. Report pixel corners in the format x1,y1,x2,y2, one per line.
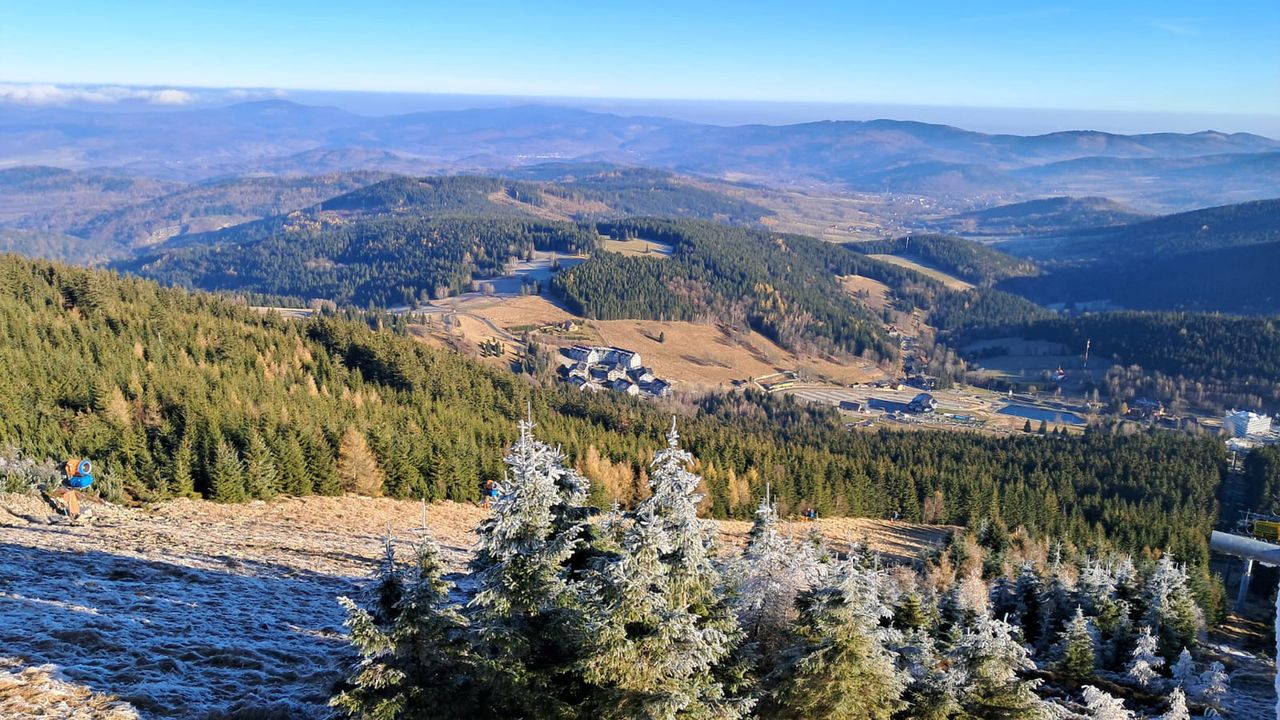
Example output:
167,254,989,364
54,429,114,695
1225,410,1274,438
559,345,670,399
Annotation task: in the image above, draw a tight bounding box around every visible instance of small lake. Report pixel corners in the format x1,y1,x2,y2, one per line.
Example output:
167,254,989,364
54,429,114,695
997,404,1086,426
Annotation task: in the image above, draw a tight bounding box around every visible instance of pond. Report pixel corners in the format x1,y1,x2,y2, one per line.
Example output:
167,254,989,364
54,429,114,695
997,404,1086,426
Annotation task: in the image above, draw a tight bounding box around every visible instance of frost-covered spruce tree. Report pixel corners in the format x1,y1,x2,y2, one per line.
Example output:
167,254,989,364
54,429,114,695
736,494,808,663
1081,685,1134,720
988,575,1018,624
895,629,961,720
646,419,722,605
1126,625,1165,688
331,532,479,720
1058,606,1098,682
1011,562,1045,645
1037,548,1075,650
468,415,594,715
578,421,747,719
1170,647,1196,688
1196,660,1229,709
1143,556,1204,658
765,556,905,720
1161,686,1191,720
1077,559,1120,615
950,614,1047,719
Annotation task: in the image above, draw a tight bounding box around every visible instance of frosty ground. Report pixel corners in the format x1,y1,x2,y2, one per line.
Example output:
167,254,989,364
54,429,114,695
0,493,950,718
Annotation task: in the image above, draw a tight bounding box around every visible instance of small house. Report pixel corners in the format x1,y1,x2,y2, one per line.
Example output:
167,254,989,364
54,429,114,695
646,379,671,398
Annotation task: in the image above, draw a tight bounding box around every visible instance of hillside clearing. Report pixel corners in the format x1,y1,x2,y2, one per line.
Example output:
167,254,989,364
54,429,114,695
866,253,975,290
407,294,886,390
0,492,950,718
600,237,674,257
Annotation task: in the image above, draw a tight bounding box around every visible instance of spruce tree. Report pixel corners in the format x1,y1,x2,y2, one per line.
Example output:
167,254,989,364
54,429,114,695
896,629,961,720
1126,625,1165,687
274,430,312,496
950,615,1046,719
1195,660,1229,709
892,591,929,632
765,556,904,720
209,441,246,503
1080,685,1133,720
170,427,196,497
468,416,592,717
579,420,746,719
331,532,480,719
1011,563,1044,645
307,433,342,496
736,495,807,663
1142,556,1203,659
1038,550,1075,651
1170,647,1196,688
1058,606,1097,682
1161,687,1190,720
244,430,280,500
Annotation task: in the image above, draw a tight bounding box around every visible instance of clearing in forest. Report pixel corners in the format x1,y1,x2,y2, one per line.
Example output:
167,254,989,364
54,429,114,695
600,237,674,257
408,295,886,390
866,254,974,290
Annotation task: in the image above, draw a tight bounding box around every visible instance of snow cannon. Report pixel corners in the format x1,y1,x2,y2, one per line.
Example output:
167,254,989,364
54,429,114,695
63,458,94,489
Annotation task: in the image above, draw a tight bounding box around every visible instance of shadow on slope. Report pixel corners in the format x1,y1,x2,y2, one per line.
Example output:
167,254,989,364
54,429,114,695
0,541,355,719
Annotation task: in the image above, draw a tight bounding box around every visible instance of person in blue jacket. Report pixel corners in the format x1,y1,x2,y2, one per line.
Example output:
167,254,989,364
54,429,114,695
55,458,94,520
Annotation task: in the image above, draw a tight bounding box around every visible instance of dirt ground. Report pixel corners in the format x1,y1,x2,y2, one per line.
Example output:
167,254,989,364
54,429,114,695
0,493,951,719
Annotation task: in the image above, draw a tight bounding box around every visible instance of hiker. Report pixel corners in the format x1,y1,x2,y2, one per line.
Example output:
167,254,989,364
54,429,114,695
54,458,94,521
481,478,501,509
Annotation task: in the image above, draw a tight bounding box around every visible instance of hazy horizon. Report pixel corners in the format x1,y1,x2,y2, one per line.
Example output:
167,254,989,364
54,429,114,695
3,81,1279,138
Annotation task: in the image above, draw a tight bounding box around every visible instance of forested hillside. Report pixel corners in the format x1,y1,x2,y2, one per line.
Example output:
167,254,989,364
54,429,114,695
930,196,1150,237
0,165,178,234
0,255,1226,573
317,175,544,217
961,312,1280,410
1006,197,1280,265
539,167,772,223
124,216,597,306
553,218,903,359
77,171,391,246
1000,239,1280,314
851,233,1040,286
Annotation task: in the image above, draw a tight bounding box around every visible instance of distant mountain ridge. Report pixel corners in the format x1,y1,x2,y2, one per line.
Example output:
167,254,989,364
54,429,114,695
2,100,1277,211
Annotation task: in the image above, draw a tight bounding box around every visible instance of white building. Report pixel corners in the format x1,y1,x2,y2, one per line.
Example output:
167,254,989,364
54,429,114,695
1225,410,1273,438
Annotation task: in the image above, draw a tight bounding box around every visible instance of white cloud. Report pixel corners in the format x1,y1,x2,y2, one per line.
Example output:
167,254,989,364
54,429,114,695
0,83,196,106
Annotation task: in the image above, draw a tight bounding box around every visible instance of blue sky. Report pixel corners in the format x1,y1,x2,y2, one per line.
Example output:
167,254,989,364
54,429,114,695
2,0,1277,116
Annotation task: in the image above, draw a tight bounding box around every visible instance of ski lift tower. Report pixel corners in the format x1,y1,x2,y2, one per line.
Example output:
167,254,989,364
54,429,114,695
1212,510,1280,611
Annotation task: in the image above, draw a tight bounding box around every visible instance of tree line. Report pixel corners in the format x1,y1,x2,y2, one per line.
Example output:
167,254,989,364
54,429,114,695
0,256,1228,604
